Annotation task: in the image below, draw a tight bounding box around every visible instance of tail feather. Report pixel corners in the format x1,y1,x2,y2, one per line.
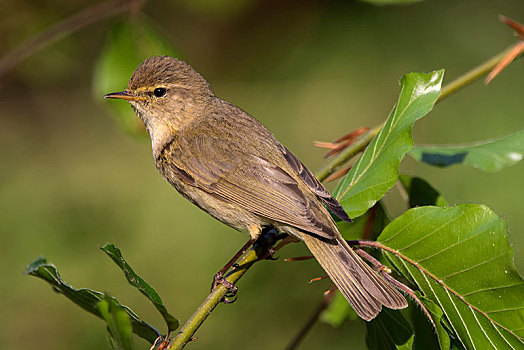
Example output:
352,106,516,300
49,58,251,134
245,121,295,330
302,234,407,321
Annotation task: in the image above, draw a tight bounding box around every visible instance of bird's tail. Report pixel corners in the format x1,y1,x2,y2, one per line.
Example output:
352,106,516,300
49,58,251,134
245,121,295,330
301,233,407,321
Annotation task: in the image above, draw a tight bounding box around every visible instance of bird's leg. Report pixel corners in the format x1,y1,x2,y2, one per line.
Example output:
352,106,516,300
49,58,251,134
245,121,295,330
211,237,256,302
212,227,287,303
253,227,288,260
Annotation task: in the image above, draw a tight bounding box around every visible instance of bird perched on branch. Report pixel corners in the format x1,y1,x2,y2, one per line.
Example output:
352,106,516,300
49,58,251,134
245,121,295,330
105,56,407,320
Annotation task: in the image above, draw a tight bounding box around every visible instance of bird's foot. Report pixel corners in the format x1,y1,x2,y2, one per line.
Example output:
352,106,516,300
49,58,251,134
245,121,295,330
254,229,287,261
211,272,238,303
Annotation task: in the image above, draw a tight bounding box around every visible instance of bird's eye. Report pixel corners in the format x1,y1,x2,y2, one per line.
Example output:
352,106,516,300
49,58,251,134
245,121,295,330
153,87,167,98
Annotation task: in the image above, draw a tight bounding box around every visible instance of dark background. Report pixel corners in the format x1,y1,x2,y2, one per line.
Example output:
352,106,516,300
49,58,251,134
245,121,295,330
1,0,523,349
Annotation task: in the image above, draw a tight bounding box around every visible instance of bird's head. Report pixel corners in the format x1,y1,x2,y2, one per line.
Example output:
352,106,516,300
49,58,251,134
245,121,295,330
104,56,214,153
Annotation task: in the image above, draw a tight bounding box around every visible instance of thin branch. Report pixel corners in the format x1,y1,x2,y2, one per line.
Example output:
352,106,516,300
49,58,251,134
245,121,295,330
285,292,335,350
0,0,142,79
439,42,523,101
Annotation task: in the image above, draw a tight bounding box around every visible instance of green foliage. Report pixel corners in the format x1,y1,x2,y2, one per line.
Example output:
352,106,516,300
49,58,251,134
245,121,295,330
321,69,524,350
92,18,177,136
101,244,179,332
365,308,413,350
98,294,134,350
410,130,524,172
378,205,524,348
333,70,444,218
409,295,459,350
26,249,178,345
399,175,448,207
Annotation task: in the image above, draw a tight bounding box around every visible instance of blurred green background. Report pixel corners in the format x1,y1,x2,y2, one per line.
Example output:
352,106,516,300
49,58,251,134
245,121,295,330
1,0,523,349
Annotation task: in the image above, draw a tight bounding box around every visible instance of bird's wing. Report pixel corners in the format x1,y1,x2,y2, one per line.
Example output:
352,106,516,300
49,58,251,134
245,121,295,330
160,129,336,240
277,144,352,223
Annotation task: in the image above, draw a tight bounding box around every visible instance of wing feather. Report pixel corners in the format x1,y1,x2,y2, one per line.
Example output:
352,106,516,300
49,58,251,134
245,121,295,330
278,144,352,222
161,128,335,240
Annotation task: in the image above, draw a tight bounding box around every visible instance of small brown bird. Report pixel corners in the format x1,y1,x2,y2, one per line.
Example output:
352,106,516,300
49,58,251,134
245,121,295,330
105,56,407,320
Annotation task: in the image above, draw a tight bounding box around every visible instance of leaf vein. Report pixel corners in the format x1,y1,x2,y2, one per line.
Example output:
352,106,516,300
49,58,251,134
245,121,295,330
471,306,497,349
462,283,524,297
487,305,524,314
444,286,476,349
492,322,516,350
416,225,491,264
379,210,433,244
440,251,507,281
397,207,461,252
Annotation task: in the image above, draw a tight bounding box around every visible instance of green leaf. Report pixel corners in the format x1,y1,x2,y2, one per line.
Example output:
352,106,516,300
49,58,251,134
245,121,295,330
399,175,447,207
378,204,524,349
93,18,177,136
25,258,160,344
333,70,444,218
408,293,457,350
366,308,414,350
409,130,524,172
101,244,179,332
98,294,134,350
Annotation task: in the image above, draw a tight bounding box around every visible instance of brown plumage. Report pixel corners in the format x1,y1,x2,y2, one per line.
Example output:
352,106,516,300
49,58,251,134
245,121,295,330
105,56,407,320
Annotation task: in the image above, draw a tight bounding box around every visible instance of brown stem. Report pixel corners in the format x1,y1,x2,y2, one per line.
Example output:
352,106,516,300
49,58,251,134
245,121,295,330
0,0,142,79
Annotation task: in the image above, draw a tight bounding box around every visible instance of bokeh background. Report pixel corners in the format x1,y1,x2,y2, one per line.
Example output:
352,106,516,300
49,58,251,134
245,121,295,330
1,0,523,349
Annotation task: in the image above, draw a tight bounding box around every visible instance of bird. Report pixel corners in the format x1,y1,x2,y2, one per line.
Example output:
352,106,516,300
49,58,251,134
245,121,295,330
104,56,407,321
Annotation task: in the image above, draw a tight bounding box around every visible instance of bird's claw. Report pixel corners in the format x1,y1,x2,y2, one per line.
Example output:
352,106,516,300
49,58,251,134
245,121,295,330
211,272,238,303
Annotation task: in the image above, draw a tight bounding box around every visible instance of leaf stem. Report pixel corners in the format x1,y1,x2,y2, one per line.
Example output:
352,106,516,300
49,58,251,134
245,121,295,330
315,41,522,182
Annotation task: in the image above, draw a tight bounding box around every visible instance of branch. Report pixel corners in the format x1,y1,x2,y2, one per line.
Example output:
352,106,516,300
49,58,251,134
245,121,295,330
314,41,524,182
439,42,523,102
0,0,143,79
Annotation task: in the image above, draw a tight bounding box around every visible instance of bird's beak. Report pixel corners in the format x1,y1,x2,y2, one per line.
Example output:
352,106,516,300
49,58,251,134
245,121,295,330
104,91,144,101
